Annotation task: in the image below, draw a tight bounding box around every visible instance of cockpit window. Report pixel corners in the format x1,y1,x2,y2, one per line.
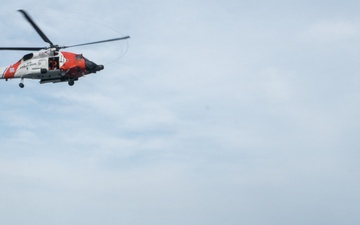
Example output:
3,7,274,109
22,53,33,61
76,54,84,61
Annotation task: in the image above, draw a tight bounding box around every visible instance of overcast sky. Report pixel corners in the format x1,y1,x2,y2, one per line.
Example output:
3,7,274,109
1,1,360,225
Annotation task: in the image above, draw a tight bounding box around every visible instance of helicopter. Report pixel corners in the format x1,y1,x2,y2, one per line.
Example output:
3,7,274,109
0,10,130,88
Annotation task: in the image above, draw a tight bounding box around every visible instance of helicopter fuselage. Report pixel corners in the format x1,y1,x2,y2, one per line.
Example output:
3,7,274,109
0,49,104,87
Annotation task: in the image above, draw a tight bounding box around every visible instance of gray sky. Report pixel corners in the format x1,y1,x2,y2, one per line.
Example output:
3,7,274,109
1,0,360,225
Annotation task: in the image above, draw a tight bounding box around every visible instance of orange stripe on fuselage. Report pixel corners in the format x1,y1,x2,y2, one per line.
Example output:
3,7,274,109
4,60,21,79
61,52,87,78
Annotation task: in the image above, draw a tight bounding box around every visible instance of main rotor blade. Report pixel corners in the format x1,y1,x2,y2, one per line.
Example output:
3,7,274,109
61,36,130,49
18,9,54,47
0,47,44,51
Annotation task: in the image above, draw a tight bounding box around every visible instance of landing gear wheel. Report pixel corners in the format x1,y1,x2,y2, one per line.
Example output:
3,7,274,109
68,80,75,86
19,83,24,88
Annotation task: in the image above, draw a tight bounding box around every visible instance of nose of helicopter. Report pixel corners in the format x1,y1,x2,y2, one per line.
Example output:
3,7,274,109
85,58,104,73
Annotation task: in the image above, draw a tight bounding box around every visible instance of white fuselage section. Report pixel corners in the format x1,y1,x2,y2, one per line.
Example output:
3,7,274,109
1,49,66,80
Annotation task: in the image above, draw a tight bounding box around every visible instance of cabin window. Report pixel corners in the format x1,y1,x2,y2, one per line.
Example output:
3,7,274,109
49,57,59,70
22,53,34,61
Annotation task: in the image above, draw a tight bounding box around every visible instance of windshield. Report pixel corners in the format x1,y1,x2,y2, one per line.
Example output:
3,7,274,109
75,54,84,61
